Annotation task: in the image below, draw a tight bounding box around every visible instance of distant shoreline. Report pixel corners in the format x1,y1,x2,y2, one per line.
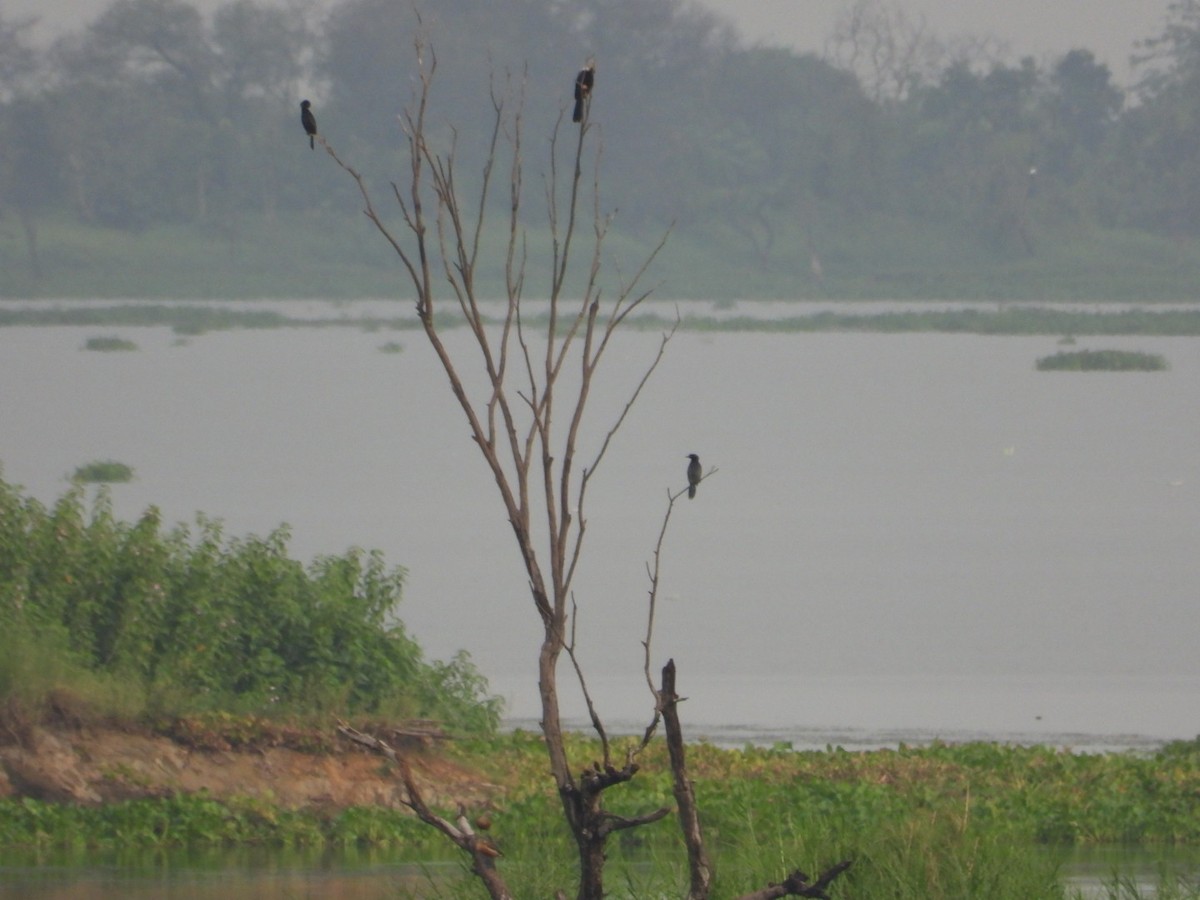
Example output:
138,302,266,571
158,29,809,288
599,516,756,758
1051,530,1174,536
3,297,1200,336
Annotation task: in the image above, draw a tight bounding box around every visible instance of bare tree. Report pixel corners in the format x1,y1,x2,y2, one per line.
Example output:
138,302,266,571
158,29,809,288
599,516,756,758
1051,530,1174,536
825,0,1010,104
825,0,942,103
320,37,852,900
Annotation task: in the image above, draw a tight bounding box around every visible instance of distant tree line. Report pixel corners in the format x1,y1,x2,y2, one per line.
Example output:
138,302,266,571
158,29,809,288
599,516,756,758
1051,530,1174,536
1,0,1199,269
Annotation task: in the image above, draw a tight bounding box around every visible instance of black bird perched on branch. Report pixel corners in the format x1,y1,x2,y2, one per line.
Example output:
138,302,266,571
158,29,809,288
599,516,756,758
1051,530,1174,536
572,60,595,123
300,99,317,149
686,454,701,499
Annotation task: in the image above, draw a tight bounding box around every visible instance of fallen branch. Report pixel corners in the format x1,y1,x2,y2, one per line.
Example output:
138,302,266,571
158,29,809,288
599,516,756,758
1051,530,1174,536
733,860,854,900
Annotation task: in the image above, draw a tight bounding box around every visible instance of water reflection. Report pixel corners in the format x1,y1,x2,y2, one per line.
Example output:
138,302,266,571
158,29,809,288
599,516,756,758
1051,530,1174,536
1063,845,1200,898
2,844,1197,898
0,847,464,899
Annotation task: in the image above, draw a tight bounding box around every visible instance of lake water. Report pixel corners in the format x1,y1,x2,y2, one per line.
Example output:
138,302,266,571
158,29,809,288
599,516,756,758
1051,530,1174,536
0,849,459,899
0,303,1198,750
1,845,1197,899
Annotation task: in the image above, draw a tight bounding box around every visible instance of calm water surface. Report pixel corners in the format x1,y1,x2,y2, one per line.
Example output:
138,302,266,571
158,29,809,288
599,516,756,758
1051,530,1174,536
1,309,1198,745
0,848,459,898
1,846,1197,898
1,310,1199,896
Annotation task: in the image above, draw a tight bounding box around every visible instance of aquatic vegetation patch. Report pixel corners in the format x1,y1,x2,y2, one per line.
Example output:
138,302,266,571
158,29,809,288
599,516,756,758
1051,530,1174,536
82,336,138,351
70,460,134,484
1035,349,1169,371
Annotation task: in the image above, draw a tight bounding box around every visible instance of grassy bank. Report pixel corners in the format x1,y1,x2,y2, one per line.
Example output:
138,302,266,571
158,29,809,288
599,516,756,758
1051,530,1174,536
2,731,1199,898
4,212,1200,302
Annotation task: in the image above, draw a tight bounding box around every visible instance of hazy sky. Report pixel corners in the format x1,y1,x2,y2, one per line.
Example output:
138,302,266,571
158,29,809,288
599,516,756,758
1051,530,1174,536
701,0,1171,84
7,0,1173,86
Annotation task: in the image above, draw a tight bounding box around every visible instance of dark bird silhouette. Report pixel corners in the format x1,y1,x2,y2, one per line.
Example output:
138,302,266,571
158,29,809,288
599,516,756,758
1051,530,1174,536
300,99,317,149
686,454,701,499
572,60,595,123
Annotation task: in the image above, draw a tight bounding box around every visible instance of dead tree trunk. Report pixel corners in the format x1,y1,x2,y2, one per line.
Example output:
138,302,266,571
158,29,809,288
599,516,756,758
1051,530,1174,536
661,659,714,899
322,40,673,899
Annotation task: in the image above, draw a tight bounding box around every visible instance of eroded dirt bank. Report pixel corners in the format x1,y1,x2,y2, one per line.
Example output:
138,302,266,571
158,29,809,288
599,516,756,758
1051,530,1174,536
0,720,499,811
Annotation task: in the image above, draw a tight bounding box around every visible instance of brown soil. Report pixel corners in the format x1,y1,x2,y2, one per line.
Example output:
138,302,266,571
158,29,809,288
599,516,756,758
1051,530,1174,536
0,719,500,812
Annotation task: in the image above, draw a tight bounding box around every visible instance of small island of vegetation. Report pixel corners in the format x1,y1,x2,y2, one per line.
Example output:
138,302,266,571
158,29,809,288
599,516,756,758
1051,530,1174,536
82,336,138,352
1036,348,1169,371
70,459,134,483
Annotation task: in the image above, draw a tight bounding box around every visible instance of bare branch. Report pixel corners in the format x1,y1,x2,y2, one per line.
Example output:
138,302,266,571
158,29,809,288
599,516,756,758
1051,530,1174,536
599,805,672,835
562,306,680,605
317,136,421,296
642,464,717,696
336,721,513,900
590,312,678,480
600,227,673,336
564,594,610,763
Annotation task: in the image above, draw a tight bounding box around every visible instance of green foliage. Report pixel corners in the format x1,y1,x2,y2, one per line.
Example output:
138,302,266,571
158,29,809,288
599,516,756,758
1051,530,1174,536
8,208,1200,301
464,733,1200,851
0,472,500,731
71,460,134,484
1035,349,1169,370
0,794,349,849
0,614,146,729
844,817,1063,900
1104,874,1200,899
1159,736,1200,759
435,732,1200,898
2,733,1199,896
82,336,138,351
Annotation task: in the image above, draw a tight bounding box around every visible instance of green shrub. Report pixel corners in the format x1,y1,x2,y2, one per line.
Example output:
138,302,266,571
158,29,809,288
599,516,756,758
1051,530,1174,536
0,472,500,731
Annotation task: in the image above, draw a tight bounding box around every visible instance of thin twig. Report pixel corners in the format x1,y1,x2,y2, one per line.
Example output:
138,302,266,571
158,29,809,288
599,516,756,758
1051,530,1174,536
565,593,610,764
642,465,717,696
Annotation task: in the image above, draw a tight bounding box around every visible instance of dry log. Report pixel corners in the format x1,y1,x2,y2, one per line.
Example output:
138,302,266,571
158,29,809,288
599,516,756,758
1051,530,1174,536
733,860,853,900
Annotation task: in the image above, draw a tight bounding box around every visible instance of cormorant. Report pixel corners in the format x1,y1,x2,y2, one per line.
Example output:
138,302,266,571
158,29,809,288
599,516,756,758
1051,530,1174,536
300,99,317,149
572,60,595,123
686,454,701,499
